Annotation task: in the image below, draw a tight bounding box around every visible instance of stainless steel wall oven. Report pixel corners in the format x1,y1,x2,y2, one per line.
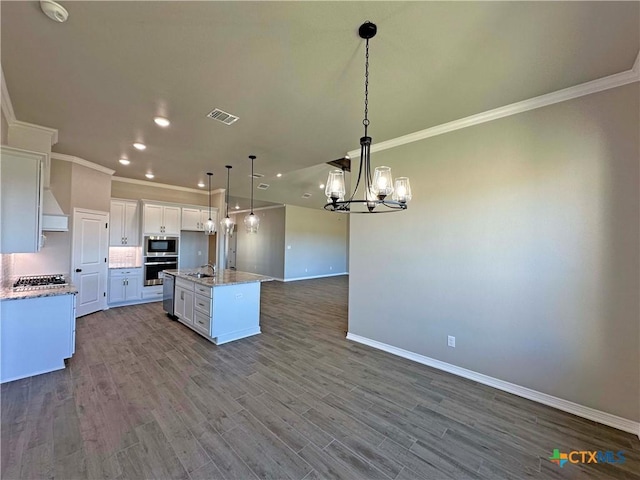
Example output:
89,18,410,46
144,256,178,286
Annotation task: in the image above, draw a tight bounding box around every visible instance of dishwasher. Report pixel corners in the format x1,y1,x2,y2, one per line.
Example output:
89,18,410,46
162,273,176,319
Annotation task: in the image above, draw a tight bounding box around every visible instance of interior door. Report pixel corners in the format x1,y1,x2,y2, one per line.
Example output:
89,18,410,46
72,209,109,317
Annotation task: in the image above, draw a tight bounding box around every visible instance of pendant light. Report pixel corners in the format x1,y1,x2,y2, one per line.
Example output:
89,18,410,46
325,21,412,213
221,165,235,236
204,172,216,235
244,155,260,234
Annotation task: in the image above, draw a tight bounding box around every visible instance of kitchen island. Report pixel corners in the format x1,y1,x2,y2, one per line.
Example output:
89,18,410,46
163,269,272,345
0,283,77,383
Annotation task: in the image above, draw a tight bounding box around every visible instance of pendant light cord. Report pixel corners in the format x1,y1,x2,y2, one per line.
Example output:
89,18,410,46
250,157,254,215
225,166,230,218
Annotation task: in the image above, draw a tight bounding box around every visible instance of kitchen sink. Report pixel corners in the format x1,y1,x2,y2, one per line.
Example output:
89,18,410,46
186,272,213,278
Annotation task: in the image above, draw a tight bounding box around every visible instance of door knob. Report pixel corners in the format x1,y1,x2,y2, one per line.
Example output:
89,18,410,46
75,268,82,272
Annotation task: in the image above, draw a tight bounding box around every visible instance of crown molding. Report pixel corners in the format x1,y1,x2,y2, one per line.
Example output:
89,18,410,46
112,175,222,195
11,120,59,145
348,57,640,159
231,204,285,214
0,63,16,125
52,152,115,175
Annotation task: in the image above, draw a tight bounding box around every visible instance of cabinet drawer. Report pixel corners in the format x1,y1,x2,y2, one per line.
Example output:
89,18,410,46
194,293,211,315
194,283,212,297
193,310,211,335
176,277,195,291
110,268,142,278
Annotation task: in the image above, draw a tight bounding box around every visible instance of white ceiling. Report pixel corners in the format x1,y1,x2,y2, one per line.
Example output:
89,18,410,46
2,1,638,210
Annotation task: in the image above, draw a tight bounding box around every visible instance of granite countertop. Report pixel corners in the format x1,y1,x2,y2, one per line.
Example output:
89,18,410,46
0,283,78,302
109,264,142,269
164,269,273,287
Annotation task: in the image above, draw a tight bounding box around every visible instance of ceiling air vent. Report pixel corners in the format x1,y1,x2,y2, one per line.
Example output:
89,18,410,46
257,183,270,190
302,193,312,199
250,173,264,179
206,108,239,125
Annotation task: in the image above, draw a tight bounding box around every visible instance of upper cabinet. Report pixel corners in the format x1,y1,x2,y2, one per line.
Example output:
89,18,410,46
0,146,45,253
110,199,140,246
182,207,217,232
142,203,181,235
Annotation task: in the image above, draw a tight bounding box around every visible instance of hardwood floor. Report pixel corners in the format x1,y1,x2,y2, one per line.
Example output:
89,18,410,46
2,275,638,479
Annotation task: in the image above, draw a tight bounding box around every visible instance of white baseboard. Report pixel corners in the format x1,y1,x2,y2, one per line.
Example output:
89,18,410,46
346,332,640,438
283,272,348,282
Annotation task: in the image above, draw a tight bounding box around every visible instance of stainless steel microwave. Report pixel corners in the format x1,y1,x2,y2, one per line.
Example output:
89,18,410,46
144,236,179,256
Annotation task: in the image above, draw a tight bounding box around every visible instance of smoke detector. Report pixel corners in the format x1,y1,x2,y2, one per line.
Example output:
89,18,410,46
40,0,68,23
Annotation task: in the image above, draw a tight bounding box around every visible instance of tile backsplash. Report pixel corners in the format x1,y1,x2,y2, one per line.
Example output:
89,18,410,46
109,246,142,268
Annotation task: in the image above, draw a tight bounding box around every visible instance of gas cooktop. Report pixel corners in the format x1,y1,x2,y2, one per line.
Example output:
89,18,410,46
12,274,69,291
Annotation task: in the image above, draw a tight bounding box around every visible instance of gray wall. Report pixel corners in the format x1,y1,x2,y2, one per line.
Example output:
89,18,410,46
232,207,286,279
284,205,348,280
348,84,639,421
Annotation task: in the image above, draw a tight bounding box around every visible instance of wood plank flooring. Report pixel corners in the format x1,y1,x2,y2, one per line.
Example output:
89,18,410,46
2,275,638,479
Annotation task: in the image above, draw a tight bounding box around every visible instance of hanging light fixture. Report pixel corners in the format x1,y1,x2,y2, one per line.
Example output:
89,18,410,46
221,165,235,236
244,155,260,234
325,21,412,214
204,172,216,235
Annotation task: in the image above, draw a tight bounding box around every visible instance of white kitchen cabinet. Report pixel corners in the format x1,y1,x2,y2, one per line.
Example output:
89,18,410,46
181,207,217,232
0,146,45,253
175,278,195,326
168,273,262,345
110,199,140,246
1,293,76,383
108,268,142,305
143,203,181,235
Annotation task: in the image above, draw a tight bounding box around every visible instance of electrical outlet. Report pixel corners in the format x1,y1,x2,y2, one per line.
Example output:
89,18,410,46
448,336,456,348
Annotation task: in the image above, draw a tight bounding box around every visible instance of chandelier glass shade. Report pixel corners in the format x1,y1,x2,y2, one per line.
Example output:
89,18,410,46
244,155,260,234
221,165,235,236
324,21,411,214
204,172,216,235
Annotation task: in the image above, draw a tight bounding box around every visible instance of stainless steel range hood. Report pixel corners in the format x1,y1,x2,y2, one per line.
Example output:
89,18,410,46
41,188,68,231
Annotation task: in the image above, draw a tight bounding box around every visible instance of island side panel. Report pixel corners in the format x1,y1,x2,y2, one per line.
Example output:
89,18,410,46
211,281,261,345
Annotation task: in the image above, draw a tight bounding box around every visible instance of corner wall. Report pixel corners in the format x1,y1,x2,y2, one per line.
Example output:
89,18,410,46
284,205,348,280
232,207,286,279
348,84,639,422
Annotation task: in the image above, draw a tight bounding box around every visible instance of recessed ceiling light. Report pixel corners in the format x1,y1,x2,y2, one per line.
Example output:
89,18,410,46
197,182,205,188
145,173,154,179
119,158,130,165
235,205,240,210
133,142,146,150
276,173,282,178
154,117,170,127
319,184,325,189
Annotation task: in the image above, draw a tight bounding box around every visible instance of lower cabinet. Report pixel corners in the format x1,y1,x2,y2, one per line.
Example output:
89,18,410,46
171,275,261,345
1,293,76,383
108,268,142,306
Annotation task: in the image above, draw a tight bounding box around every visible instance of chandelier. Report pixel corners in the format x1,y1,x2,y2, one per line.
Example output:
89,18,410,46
204,172,216,235
220,165,234,236
244,155,260,233
325,21,412,213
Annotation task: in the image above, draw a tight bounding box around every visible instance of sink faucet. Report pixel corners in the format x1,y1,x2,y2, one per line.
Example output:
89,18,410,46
201,263,215,275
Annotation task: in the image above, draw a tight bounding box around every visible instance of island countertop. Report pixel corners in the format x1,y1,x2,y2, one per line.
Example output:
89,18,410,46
163,269,273,287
